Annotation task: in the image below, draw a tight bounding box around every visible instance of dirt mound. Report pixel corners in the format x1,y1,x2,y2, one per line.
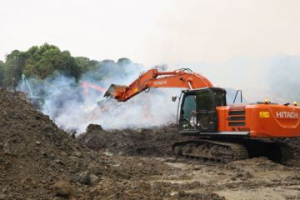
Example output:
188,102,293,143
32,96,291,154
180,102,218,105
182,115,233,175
79,123,300,162
281,138,300,160
86,179,225,200
78,124,187,157
0,89,105,199
0,89,224,200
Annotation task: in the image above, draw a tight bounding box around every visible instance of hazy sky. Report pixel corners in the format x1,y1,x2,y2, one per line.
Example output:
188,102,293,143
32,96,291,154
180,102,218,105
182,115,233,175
1,0,300,67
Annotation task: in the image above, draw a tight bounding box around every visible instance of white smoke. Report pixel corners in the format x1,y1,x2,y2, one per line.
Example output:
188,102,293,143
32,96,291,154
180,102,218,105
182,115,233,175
174,55,300,104
19,55,300,134
20,60,182,133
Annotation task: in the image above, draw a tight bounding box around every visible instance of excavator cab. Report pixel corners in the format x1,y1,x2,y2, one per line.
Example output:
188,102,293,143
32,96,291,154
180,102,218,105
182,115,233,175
179,88,227,135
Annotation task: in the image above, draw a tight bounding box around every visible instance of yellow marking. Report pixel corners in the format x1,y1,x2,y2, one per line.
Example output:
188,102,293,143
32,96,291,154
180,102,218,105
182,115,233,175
260,111,270,118
134,88,138,92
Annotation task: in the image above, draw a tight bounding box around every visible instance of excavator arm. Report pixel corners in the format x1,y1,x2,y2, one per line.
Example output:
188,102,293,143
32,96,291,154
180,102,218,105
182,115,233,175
104,68,213,101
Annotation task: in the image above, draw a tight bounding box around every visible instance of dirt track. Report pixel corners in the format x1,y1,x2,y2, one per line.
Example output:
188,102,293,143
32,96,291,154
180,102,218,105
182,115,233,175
1,89,300,200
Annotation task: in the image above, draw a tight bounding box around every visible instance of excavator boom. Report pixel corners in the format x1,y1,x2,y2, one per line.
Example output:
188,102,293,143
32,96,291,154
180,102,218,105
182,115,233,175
104,68,213,101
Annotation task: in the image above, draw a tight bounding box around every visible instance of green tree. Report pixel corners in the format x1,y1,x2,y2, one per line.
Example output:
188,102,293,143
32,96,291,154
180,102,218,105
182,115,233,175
2,50,28,87
117,57,132,66
82,58,142,82
23,44,82,80
1,44,139,88
0,60,4,86
75,56,98,73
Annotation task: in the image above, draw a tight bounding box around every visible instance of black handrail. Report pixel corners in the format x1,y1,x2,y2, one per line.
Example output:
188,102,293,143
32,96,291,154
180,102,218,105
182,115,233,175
233,90,243,103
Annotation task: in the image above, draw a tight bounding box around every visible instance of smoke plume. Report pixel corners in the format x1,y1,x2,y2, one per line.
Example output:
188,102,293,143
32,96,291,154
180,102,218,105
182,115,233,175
19,60,181,133
175,55,300,104
19,55,300,134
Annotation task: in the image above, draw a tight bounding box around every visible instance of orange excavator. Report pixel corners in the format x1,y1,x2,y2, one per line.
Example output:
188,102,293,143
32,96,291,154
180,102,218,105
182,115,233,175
105,68,300,163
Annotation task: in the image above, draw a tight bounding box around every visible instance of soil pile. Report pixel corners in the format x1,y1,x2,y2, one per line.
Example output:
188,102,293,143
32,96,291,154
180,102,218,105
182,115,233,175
0,89,104,199
79,123,300,162
78,124,188,157
0,89,225,200
281,138,300,159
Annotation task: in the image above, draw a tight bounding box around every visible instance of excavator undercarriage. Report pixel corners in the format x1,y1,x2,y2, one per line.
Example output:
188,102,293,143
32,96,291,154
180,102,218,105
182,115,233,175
173,140,248,164
172,138,294,164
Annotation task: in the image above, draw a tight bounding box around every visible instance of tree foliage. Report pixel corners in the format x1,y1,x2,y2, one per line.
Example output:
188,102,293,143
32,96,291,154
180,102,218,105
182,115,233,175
82,58,140,82
75,56,98,73
0,44,99,86
0,60,4,86
23,44,82,80
0,43,136,89
1,50,28,87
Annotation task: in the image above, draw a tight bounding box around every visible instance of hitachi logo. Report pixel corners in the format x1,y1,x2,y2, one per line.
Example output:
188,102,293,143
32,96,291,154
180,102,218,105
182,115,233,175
276,112,299,119
154,80,167,85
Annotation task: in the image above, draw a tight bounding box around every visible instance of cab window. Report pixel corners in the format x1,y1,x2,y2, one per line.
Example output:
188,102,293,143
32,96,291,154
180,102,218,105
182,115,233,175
214,90,227,106
197,91,213,111
182,94,196,120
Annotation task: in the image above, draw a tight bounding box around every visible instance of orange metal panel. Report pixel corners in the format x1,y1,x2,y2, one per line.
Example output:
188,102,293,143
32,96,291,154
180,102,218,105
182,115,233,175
217,104,300,138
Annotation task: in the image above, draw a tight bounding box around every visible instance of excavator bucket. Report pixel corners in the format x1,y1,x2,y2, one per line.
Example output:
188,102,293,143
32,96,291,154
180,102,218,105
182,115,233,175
104,84,127,99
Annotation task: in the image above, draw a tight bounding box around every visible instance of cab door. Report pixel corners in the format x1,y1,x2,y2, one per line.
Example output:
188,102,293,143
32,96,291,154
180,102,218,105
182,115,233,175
178,91,197,132
196,89,218,132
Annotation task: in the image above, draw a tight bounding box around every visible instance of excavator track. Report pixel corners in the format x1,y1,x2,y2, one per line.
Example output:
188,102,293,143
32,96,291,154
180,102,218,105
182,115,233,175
172,139,295,165
172,140,249,164
273,142,294,164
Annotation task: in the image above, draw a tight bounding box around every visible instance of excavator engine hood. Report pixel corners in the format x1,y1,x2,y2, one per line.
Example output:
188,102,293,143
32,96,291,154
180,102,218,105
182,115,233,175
251,104,300,138
222,104,300,138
